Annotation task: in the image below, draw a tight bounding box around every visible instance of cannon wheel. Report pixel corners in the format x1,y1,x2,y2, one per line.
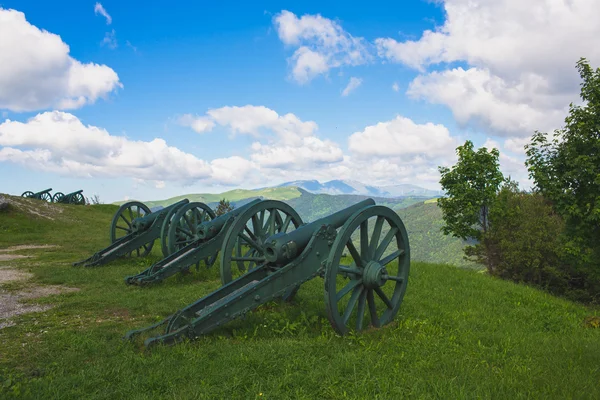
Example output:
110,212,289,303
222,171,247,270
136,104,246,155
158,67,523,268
39,192,53,203
21,191,34,198
52,192,65,203
110,201,154,257
324,205,410,335
161,202,216,258
219,200,303,289
70,192,85,205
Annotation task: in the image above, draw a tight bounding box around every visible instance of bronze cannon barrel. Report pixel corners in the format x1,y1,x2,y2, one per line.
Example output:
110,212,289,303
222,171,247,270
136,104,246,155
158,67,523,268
131,199,189,232
264,198,375,264
197,198,262,240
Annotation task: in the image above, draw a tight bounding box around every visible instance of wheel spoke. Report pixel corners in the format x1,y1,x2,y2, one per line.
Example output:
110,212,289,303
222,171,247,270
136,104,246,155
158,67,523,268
374,227,398,261
259,210,265,232
380,249,404,266
136,248,140,257
356,289,367,331
176,226,194,237
251,214,262,236
360,220,369,260
374,287,393,309
119,214,131,227
262,210,274,235
346,240,363,267
369,216,385,260
244,225,258,242
281,214,292,232
336,279,363,302
183,213,193,230
269,209,277,235
128,208,134,221
342,286,363,324
231,256,265,262
115,226,129,231
238,232,262,253
384,274,404,283
367,289,380,327
338,266,363,276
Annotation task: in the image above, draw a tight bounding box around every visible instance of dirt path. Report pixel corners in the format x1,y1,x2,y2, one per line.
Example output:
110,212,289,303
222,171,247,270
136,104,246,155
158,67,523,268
0,245,78,329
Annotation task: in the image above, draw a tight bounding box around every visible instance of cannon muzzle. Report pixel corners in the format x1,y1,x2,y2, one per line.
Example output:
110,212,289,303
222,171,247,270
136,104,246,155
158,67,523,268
197,199,262,240
264,198,375,264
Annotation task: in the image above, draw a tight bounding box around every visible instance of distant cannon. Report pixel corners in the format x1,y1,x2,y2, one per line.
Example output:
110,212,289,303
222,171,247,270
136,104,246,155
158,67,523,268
74,199,192,267
21,188,53,202
125,199,410,348
125,199,303,286
53,190,85,205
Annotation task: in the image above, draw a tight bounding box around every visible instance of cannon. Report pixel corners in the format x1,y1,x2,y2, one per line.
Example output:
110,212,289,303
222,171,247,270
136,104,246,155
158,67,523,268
125,199,303,286
74,199,193,267
21,188,53,202
125,199,410,347
53,190,85,205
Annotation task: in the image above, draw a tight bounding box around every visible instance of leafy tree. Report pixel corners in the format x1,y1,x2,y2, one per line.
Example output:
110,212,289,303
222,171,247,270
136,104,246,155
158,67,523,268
470,181,566,289
215,198,234,216
438,140,504,272
525,57,600,299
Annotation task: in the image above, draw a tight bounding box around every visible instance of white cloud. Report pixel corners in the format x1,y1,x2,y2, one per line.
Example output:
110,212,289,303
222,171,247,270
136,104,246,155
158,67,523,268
273,10,371,83
341,77,362,97
503,137,530,155
348,115,457,160
155,181,165,189
392,82,400,92
178,114,215,134
94,3,112,25
375,0,600,136
101,29,117,49
0,8,122,112
0,111,212,181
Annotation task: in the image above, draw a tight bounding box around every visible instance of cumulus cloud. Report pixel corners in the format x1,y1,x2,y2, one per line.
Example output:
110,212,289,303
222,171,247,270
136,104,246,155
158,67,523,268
0,8,122,112
375,0,600,137
0,111,212,182
392,82,400,92
348,115,457,160
94,3,112,25
341,77,362,96
273,10,371,83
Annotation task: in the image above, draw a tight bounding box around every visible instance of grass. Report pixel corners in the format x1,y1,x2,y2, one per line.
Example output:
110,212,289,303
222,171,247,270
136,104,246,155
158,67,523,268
0,194,599,399
112,187,302,208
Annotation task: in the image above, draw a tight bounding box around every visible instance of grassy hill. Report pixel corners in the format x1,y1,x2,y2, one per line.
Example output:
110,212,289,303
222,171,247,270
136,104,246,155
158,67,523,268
0,194,599,398
113,187,303,209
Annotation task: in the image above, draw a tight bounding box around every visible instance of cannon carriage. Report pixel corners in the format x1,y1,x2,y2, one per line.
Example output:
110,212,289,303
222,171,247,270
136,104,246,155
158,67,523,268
74,199,193,267
53,190,85,205
21,188,53,202
125,199,304,286
125,198,410,347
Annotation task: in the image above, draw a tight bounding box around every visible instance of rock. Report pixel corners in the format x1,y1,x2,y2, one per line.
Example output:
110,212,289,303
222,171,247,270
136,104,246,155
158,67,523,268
0,195,9,211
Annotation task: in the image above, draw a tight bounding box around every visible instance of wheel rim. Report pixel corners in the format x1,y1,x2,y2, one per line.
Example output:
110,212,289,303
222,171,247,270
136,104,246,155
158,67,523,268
324,205,410,335
162,202,216,258
39,192,52,202
52,192,64,203
22,191,34,198
219,200,303,286
110,201,154,257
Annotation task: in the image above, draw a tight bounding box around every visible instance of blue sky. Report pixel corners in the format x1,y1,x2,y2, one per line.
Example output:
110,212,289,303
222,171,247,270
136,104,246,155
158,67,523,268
1,0,598,203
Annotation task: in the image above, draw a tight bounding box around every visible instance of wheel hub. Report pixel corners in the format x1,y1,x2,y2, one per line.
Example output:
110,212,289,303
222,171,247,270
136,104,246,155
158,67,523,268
363,261,387,289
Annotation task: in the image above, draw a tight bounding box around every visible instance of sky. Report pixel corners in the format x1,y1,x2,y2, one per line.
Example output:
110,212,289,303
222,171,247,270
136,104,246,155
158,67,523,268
1,0,599,203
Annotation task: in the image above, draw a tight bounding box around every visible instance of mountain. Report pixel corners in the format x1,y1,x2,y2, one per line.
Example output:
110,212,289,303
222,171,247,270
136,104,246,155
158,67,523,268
276,179,443,198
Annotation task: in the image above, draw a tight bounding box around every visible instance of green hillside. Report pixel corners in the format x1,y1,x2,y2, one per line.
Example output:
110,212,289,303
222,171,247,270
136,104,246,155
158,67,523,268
0,194,598,398
398,201,479,269
113,186,302,208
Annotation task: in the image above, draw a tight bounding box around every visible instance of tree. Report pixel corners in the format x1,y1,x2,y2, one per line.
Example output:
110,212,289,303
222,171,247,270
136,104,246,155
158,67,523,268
215,198,234,216
525,57,600,303
438,140,505,272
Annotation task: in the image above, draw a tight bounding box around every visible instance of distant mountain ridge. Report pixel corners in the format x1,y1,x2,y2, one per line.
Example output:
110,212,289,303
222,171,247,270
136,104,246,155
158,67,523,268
275,179,443,198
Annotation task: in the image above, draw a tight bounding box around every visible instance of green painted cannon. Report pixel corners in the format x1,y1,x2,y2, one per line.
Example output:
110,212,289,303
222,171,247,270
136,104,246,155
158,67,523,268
74,199,192,267
125,199,303,286
21,188,53,202
125,199,410,347
53,190,85,205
